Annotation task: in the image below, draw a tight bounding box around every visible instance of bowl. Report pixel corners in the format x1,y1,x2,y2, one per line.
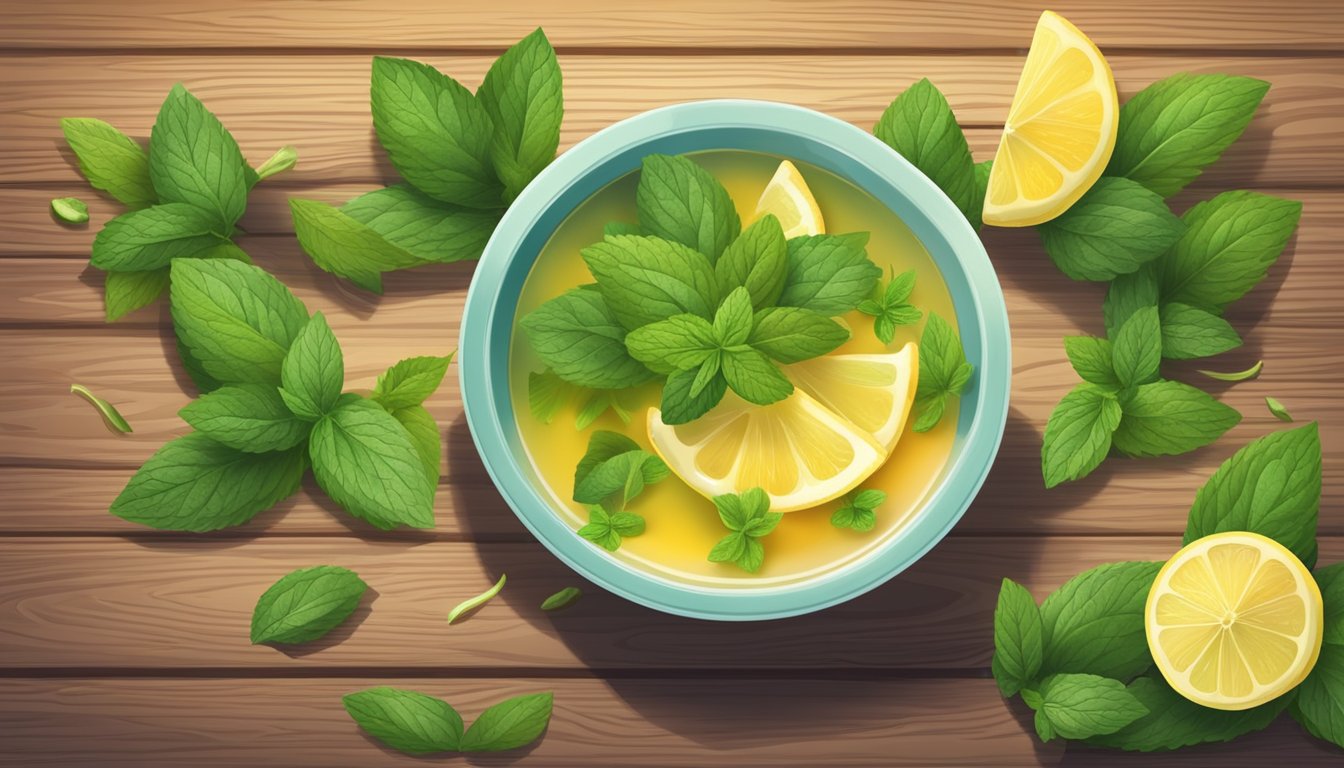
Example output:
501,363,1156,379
460,100,1011,621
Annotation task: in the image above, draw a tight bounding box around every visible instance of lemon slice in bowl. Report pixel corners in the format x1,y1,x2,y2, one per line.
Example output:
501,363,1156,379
1146,531,1323,711
982,11,1118,228
647,389,884,513
754,160,825,237
786,343,918,452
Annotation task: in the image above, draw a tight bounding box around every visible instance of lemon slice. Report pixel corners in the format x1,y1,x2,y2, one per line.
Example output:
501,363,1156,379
1146,531,1323,711
786,343,918,452
647,389,884,512
982,11,1118,227
754,160,825,237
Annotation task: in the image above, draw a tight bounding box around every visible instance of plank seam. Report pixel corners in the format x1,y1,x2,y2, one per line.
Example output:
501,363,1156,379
0,46,1340,58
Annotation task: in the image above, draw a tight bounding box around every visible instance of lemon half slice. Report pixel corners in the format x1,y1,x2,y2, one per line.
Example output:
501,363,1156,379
754,160,825,238
787,343,918,452
1146,531,1323,711
982,11,1118,227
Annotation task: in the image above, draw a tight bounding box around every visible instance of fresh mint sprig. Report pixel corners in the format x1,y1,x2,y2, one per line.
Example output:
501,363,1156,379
707,488,782,573
571,431,667,551
913,312,974,432
857,269,921,345
830,488,886,532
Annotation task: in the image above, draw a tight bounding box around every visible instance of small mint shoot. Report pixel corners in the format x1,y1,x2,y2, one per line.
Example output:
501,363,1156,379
857,269,921,344
707,488,782,573
830,488,886,532
254,145,298,181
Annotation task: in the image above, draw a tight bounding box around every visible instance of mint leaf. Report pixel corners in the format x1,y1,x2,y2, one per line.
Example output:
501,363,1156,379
1159,303,1241,360
1040,561,1162,679
371,354,453,412
1063,336,1118,388
874,78,976,224
573,431,639,489
540,587,581,612
90,203,226,271
1113,380,1240,458
520,287,655,389
1157,191,1301,311
715,214,787,309
1037,674,1148,740
659,366,727,425
583,235,721,330
992,578,1044,696
635,154,740,261
708,488,780,573
1103,265,1160,338
713,286,754,346
574,389,634,430
1041,383,1122,488
913,312,973,432
578,505,645,551
342,185,500,264
460,692,554,752
1266,396,1294,423
1038,177,1184,281
1291,639,1344,749
1318,563,1344,646
476,29,562,201
51,197,89,224
1088,674,1287,752
858,269,921,345
279,312,344,421
1184,423,1320,566
309,397,436,530
104,268,169,322
343,687,462,755
250,565,367,645
169,259,309,386
386,404,441,482
446,573,507,625
749,307,849,363
830,489,885,532
778,233,881,315
179,383,309,452
1107,74,1269,198
290,198,423,293
1111,306,1162,389
624,314,718,373
370,56,501,209
969,160,992,231
60,117,155,209
573,450,668,507
722,347,793,406
148,84,248,230
110,433,305,531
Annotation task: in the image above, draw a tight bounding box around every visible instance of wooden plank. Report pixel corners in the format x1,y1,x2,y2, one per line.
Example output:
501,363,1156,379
0,537,1341,671
1,0,1340,51
2,54,1341,192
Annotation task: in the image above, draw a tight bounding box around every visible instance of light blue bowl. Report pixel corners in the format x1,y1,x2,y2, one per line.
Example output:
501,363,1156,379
461,100,1010,621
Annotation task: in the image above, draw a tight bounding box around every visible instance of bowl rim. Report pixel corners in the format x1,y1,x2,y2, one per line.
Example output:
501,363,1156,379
460,99,1011,621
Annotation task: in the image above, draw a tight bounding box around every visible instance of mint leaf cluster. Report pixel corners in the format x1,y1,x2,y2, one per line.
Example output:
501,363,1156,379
291,29,562,292
572,431,668,551
708,487,783,573
830,488,886,532
857,269,921,344
1038,73,1301,487
110,259,450,532
997,424,1344,753
344,688,552,755
522,153,881,426
61,86,296,321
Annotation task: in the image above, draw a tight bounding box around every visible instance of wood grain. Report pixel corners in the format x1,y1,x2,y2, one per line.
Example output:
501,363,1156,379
2,0,1341,51
2,55,1341,188
1,537,1341,672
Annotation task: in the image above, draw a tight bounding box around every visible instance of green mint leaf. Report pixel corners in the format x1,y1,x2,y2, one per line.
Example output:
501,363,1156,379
148,84,248,230
884,269,917,305
778,233,881,315
253,145,297,181
1111,306,1162,389
912,393,947,433
69,383,132,434
290,198,423,293
1088,674,1288,752
708,531,748,565
1040,561,1163,680
1112,380,1241,458
713,487,770,531
830,503,876,532
1034,709,1057,743
309,396,436,530
1037,177,1184,282
715,214,787,310
1291,641,1344,750
371,354,453,411
913,313,973,432
342,185,500,265
713,286,755,347
342,687,463,755
520,287,655,389
1184,423,1320,565
111,433,305,531
603,221,639,238
992,578,1043,696
624,314,718,373
1038,674,1149,740
688,354,721,398
179,384,309,452
1021,689,1043,710
749,306,849,364
528,369,574,424
722,347,793,405
1107,74,1270,198
1063,336,1119,388
447,573,506,625
90,203,226,271
279,312,345,421
476,28,563,201
851,489,886,510
708,489,777,572
250,565,367,645
573,450,668,506
1317,563,1344,645
1159,303,1242,360
1103,265,1160,338
583,234,721,329
370,56,501,209
104,268,169,322
1198,360,1262,383
635,154,740,261
60,117,156,209
1041,383,1122,489
1157,191,1301,311
51,197,89,224
969,160,992,231
573,431,638,493
169,259,309,386
659,366,727,425
460,692,554,753
540,587,581,612
1266,395,1294,423
578,506,643,551
873,78,976,224
385,403,441,483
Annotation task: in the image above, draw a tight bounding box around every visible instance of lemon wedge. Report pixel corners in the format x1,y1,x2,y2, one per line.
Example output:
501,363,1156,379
982,11,1118,227
786,343,918,452
1146,531,1323,711
754,160,825,237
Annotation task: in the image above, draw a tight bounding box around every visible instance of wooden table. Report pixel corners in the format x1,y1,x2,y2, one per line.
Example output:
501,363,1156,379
1,1,1342,765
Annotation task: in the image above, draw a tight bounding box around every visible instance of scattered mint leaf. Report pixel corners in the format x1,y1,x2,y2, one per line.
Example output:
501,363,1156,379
578,505,645,551
1112,380,1241,458
708,488,781,573
386,403,441,483
279,312,345,421
635,154,740,261
1111,306,1162,389
342,185,500,265
60,117,156,209
104,268,170,322
1266,396,1294,423
342,687,463,755
583,234,721,330
447,573,506,625
659,365,728,425
460,692,554,752
722,347,794,406
1038,177,1184,281
540,587,581,612
1197,360,1262,383
254,145,297,181
1159,303,1242,360
857,269,921,344
1041,383,1122,489
1037,674,1149,740
1103,265,1160,338
90,203,227,271
179,383,308,452
715,214,787,309
148,84,249,231
250,565,367,645
873,78,977,225
992,578,1043,697
371,354,453,412
1063,336,1118,388
520,287,655,390
51,197,89,224
778,233,881,315
913,312,973,433
69,383,132,434
1039,561,1162,680
477,28,563,201
290,197,423,293
1088,674,1288,752
749,306,849,363
830,488,885,532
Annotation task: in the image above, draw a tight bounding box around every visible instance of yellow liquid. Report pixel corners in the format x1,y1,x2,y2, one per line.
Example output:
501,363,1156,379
509,151,959,587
